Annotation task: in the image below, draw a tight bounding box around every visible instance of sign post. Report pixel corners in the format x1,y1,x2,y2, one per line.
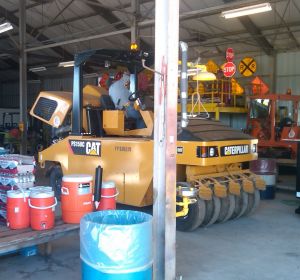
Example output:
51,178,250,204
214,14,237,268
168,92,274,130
223,48,236,78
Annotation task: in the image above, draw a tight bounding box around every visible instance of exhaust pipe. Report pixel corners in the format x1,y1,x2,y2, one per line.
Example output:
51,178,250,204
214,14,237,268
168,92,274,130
179,41,189,128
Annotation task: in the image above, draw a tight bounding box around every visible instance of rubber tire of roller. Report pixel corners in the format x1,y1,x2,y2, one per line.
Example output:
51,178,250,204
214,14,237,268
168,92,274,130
176,182,206,232
236,191,249,218
245,189,260,216
231,191,249,219
176,197,206,232
230,195,242,220
202,199,213,226
221,194,236,223
217,195,235,223
205,196,221,227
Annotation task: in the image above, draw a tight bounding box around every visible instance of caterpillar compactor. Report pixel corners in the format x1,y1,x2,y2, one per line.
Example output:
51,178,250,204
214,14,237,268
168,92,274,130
30,48,265,231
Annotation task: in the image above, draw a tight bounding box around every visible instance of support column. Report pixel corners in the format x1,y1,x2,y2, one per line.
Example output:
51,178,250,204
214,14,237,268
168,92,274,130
270,52,277,93
71,60,83,135
295,142,300,214
131,0,139,47
296,142,300,199
153,1,179,279
19,0,27,154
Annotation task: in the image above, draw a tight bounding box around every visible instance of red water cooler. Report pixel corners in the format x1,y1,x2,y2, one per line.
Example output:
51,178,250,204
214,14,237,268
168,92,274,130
61,174,94,223
29,189,57,230
6,190,30,229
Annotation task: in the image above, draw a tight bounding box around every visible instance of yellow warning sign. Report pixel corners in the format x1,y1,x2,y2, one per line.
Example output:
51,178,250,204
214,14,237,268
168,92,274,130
206,60,219,74
231,78,244,95
239,57,256,77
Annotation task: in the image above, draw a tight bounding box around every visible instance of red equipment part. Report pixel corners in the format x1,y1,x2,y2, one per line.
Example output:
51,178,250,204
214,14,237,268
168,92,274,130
247,92,300,161
97,181,118,211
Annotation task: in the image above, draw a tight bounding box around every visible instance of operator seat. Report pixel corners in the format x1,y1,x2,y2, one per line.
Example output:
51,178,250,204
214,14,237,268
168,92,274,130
100,94,137,130
100,95,115,110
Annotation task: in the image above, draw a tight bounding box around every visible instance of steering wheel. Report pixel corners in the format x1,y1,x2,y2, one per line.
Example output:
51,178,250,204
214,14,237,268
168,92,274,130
128,91,142,102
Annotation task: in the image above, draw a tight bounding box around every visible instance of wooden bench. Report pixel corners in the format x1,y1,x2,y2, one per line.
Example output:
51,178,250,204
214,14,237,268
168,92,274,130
0,219,79,256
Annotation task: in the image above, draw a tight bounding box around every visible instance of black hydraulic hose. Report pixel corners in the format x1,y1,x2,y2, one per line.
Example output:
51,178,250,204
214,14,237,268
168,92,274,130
94,165,103,203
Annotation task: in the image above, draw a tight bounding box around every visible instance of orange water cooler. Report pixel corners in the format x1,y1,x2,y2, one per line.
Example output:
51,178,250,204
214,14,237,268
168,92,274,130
6,190,30,229
61,174,93,224
29,189,57,230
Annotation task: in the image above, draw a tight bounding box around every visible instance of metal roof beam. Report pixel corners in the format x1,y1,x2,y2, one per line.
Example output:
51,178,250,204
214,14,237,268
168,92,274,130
239,16,274,55
33,0,75,41
24,0,286,53
0,4,73,60
1,0,153,42
223,0,274,55
272,2,300,48
85,1,152,50
11,0,55,13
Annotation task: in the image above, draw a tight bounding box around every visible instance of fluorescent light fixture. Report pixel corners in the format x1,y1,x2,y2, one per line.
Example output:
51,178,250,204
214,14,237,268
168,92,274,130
179,65,216,81
28,80,41,84
29,66,47,72
178,69,200,77
83,73,99,78
193,72,216,81
0,53,11,58
192,65,216,81
58,61,74,67
0,22,13,34
221,3,272,19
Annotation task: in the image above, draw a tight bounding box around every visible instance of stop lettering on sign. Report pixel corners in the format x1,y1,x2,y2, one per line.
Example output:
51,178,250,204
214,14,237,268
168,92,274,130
223,61,236,78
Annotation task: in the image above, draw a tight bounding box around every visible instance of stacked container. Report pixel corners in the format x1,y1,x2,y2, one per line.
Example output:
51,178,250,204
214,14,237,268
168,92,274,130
0,154,35,224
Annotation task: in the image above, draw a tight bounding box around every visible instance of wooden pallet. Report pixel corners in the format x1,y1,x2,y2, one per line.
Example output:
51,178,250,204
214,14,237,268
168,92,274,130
0,219,79,256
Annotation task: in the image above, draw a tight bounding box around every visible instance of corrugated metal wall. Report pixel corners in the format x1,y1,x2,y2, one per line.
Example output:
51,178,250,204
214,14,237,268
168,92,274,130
0,76,97,109
276,52,300,94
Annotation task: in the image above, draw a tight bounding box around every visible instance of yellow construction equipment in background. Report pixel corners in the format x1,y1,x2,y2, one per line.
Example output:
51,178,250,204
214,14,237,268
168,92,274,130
30,48,264,231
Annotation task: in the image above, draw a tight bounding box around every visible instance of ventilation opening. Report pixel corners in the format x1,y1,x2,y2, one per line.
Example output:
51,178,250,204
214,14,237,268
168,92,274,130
33,97,57,121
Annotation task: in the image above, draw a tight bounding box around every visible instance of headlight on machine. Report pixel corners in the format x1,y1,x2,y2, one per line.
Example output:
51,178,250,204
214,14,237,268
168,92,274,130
196,146,219,158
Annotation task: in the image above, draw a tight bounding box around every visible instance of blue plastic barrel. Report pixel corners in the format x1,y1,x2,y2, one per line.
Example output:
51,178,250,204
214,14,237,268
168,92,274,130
80,210,152,280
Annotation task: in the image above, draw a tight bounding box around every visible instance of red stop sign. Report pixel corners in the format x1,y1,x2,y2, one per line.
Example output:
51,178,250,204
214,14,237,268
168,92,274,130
223,61,236,77
226,48,234,62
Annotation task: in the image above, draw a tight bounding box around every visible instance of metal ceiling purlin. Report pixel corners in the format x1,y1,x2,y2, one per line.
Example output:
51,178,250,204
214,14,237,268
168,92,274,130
223,0,274,55
239,16,275,55
24,0,286,53
33,0,75,41
272,1,300,48
85,0,152,50
0,0,153,45
0,4,73,60
181,0,222,52
11,0,55,13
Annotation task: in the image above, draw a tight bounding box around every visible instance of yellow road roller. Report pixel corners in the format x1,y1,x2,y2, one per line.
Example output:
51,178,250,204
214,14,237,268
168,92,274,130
30,48,265,231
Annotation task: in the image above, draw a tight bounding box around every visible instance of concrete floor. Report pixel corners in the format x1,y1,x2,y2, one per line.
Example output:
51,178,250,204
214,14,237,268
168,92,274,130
1,181,300,279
